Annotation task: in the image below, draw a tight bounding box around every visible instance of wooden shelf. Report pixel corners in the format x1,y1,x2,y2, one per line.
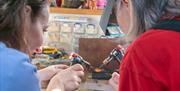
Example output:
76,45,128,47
50,7,103,15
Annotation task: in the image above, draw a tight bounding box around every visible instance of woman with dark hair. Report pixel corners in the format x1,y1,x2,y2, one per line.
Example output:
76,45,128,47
109,0,180,91
0,0,84,91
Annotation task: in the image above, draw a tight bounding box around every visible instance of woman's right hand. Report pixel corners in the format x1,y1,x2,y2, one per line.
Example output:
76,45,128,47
46,64,84,91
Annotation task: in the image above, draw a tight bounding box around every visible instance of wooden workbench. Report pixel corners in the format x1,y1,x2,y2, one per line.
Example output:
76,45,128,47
50,7,103,15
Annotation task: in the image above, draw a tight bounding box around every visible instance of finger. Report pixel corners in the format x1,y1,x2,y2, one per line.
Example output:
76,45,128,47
52,65,69,73
117,45,124,49
74,82,80,89
110,72,119,84
55,68,65,72
75,71,84,78
70,64,84,71
73,75,82,84
112,72,120,77
73,82,80,91
66,82,80,91
109,79,118,91
54,65,69,69
112,72,120,80
109,78,119,87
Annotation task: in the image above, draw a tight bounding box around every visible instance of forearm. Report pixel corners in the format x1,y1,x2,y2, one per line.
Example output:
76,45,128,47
37,69,46,81
37,68,56,82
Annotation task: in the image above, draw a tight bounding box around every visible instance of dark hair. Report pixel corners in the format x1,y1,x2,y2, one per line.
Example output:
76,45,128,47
0,0,47,53
27,0,48,21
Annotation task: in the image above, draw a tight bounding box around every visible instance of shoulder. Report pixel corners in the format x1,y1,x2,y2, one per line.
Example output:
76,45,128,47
0,45,33,71
0,43,29,63
0,43,40,91
121,29,179,73
127,29,179,55
121,30,180,67
130,29,179,57
120,29,180,90
135,29,179,47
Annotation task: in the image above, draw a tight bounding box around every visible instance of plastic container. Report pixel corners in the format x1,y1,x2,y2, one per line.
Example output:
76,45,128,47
96,0,107,9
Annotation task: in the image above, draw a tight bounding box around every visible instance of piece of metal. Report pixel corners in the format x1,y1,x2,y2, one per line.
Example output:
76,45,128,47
99,45,124,68
70,53,92,67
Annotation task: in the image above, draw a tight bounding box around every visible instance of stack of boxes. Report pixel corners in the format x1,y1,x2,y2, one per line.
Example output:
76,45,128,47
45,14,104,53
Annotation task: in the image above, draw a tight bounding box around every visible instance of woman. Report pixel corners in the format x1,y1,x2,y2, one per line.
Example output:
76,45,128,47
109,0,180,91
0,0,84,91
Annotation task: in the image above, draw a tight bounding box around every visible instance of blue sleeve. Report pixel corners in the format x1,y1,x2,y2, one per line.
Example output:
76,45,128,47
0,48,41,91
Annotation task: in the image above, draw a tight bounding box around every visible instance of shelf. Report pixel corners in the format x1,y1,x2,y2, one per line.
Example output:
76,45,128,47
50,7,103,15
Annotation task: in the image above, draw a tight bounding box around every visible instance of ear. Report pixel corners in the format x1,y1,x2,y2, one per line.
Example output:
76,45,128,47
24,5,32,17
123,0,129,4
23,5,32,32
122,0,129,7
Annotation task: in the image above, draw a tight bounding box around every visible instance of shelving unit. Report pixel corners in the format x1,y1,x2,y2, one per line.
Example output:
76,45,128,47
48,7,104,53
50,7,103,15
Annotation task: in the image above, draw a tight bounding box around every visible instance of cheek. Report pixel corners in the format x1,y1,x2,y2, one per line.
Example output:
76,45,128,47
29,23,43,50
116,9,130,34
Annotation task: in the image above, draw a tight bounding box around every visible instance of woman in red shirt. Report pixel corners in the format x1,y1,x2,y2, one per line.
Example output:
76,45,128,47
109,0,180,91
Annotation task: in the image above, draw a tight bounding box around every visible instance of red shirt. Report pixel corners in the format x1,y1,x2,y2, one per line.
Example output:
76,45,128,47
119,18,180,91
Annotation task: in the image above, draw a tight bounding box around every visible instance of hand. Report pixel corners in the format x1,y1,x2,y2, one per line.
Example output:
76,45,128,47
47,64,84,91
109,72,120,91
38,64,69,81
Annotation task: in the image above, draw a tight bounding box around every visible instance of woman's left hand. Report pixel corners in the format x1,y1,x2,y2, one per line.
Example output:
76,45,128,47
37,64,69,81
109,72,120,91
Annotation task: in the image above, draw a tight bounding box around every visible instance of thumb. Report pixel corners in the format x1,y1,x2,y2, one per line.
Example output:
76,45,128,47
112,72,120,80
54,65,69,69
69,64,84,71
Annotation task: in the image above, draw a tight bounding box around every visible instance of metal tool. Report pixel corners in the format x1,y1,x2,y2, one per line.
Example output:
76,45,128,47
69,53,92,67
99,45,124,68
